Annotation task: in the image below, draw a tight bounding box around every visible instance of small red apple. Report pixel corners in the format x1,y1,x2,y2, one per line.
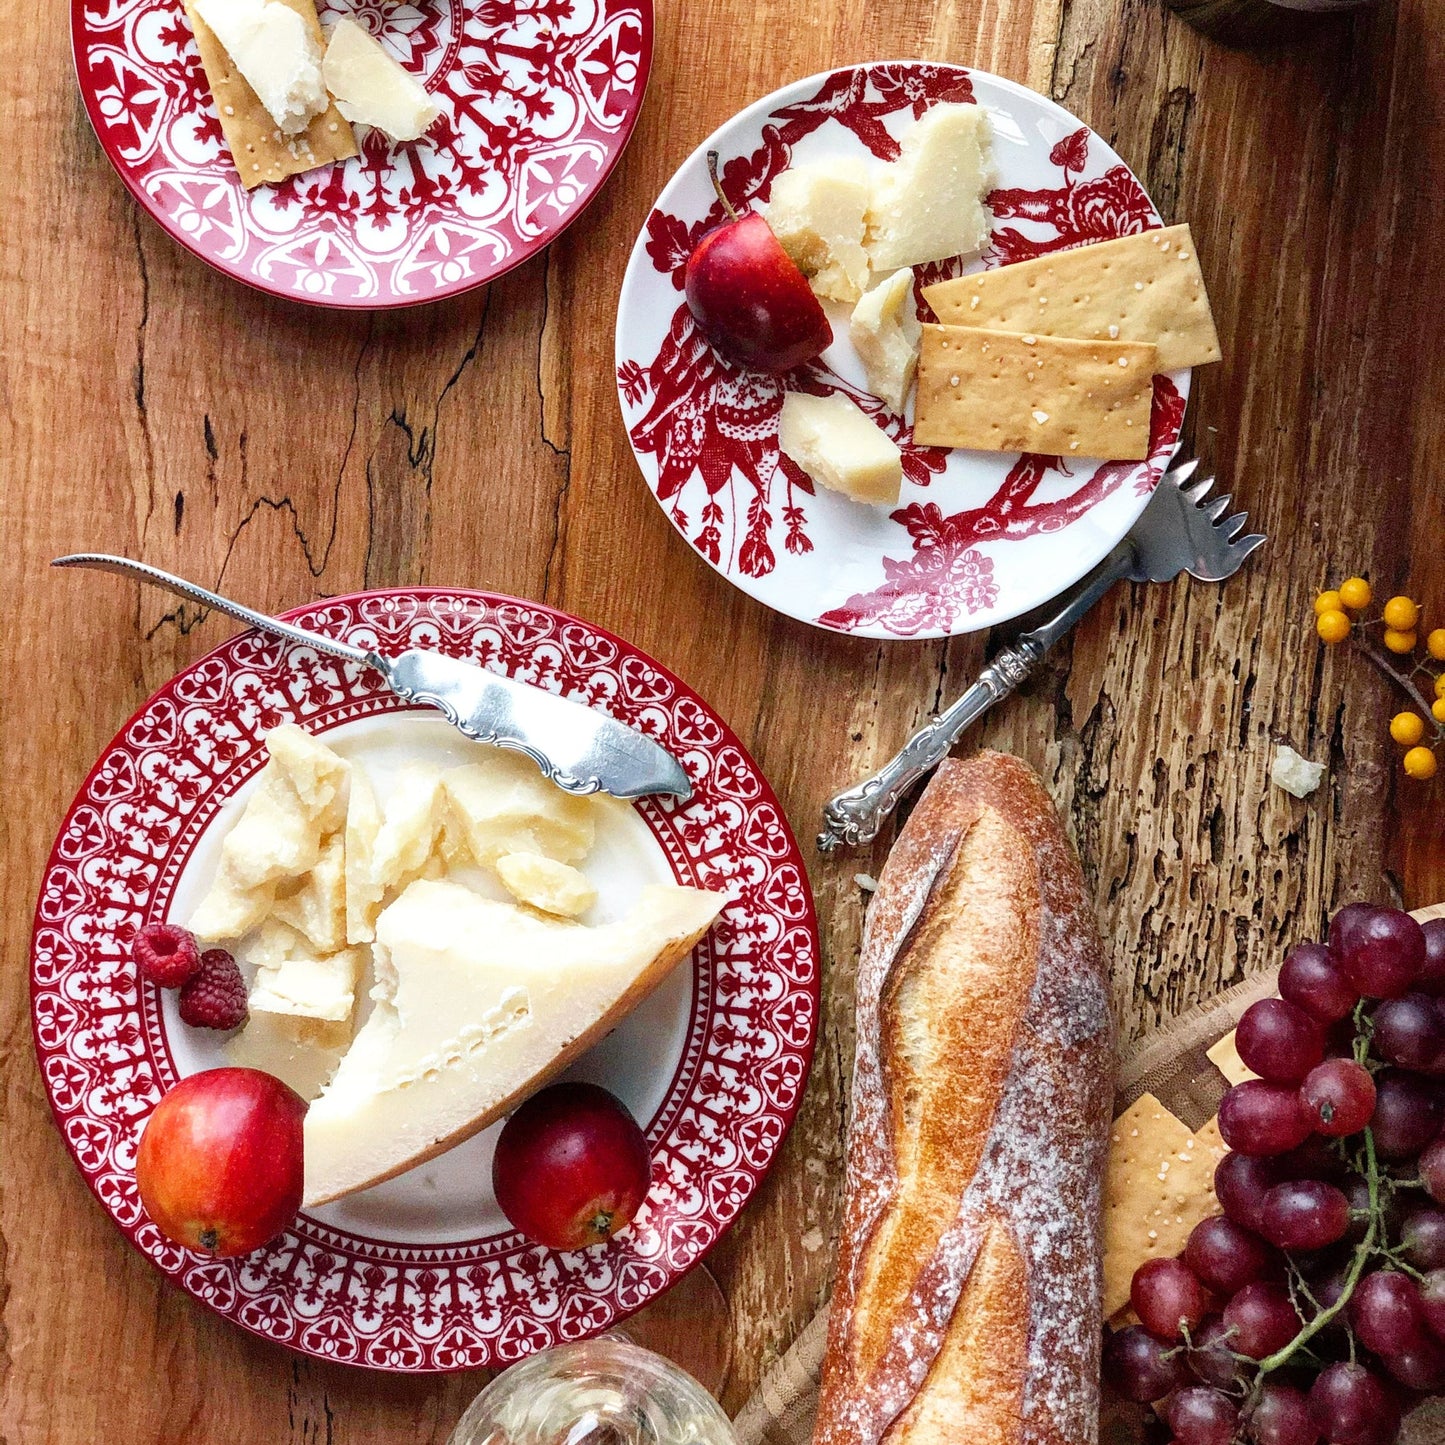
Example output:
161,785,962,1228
684,150,831,375
493,1082,652,1250
136,1068,306,1258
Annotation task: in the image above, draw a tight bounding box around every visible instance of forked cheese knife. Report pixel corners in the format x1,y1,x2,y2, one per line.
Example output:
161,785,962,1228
53,554,692,802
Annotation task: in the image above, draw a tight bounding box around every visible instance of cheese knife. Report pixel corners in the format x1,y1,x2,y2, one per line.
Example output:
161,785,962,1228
52,554,692,802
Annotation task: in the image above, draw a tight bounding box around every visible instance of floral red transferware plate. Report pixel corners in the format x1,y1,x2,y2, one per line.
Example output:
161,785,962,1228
74,0,651,306
615,63,1191,640
31,590,818,1371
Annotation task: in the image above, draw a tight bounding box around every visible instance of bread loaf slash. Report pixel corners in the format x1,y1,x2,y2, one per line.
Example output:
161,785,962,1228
814,752,1115,1445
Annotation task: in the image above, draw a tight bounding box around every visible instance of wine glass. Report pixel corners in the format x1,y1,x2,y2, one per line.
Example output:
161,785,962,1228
447,1335,739,1445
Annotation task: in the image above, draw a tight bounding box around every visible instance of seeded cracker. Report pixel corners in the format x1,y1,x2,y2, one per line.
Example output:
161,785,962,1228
1207,1028,1260,1087
183,0,357,189
913,324,1156,460
1102,1093,1229,1319
922,224,1220,373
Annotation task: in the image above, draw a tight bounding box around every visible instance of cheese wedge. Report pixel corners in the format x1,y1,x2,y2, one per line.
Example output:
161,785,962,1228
765,159,872,303
778,391,903,506
302,878,724,1204
344,768,384,945
866,104,993,271
322,15,441,143
245,919,363,1024
850,268,921,414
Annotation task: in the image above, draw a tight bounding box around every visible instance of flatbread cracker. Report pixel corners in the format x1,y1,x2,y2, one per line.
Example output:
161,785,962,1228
922,224,1220,373
913,324,1156,460
1207,1028,1260,1087
183,0,357,189
1102,1094,1230,1318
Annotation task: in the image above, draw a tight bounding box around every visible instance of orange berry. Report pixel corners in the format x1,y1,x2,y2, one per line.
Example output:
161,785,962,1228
1338,577,1373,610
1384,628,1418,655
1436,673,1445,700
1316,610,1352,645
1391,713,1426,747
1429,629,1445,662
1403,747,1438,781
1314,590,1344,616
1384,596,1420,631
1434,699,1445,726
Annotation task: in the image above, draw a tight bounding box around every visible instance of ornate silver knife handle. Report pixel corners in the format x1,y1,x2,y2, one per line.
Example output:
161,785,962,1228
817,539,1137,854
817,639,1046,853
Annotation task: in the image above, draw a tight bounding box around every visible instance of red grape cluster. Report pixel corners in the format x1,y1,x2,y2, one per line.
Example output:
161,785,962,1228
1105,905,1445,1445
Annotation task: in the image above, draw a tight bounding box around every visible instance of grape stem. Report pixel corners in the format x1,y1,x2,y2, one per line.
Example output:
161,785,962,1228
1253,1129,1381,1378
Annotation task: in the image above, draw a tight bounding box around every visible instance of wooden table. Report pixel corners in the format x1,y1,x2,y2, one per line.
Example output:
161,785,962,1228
3,0,1443,1435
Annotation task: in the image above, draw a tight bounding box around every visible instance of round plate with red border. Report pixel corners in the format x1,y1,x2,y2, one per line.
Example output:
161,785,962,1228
31,589,818,1371
615,62,1191,639
73,0,652,306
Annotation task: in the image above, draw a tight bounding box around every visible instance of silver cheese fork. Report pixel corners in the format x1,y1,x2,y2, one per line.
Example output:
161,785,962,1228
53,554,692,802
816,460,1266,852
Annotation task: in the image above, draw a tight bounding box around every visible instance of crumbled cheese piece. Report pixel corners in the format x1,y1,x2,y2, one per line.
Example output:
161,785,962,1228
1271,744,1326,799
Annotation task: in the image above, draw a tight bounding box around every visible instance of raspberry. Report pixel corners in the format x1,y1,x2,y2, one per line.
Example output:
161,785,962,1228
178,949,248,1031
133,923,200,989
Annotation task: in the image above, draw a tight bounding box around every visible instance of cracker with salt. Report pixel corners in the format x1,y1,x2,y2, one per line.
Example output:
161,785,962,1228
922,225,1220,373
1102,1094,1230,1319
183,0,357,189
913,324,1156,460
1207,1028,1260,1087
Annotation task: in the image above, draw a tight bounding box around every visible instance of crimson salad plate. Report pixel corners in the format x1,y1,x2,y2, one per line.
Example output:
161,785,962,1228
615,62,1192,640
74,0,652,305
32,590,819,1370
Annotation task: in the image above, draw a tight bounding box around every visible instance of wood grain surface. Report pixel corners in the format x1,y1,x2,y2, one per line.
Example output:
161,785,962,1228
2,0,1443,1436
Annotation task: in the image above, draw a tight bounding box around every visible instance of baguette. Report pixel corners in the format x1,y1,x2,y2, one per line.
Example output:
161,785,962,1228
814,752,1115,1445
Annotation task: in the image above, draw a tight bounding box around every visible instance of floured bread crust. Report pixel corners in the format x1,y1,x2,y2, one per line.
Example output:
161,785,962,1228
814,751,1115,1445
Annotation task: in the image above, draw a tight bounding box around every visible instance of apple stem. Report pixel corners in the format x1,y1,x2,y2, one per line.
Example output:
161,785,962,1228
706,151,739,223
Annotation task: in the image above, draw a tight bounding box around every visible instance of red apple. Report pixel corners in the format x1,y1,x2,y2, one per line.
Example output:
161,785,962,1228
684,150,831,375
136,1068,306,1258
492,1082,652,1250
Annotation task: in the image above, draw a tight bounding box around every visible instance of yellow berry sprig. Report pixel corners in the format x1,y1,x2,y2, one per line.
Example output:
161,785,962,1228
1314,578,1445,781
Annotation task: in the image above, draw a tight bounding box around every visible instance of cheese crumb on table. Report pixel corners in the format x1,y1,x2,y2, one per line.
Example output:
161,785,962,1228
1271,744,1326,798
778,391,903,507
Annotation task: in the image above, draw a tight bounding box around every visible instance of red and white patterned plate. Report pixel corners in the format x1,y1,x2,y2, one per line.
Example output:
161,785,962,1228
31,590,819,1370
73,0,652,305
615,63,1191,639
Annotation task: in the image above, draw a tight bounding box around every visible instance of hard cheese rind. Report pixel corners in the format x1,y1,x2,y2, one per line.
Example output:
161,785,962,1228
913,324,1156,459
922,225,1220,373
183,0,356,188
302,877,724,1205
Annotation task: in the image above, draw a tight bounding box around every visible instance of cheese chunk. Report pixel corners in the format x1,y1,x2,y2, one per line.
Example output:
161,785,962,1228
322,16,441,143
765,159,872,303
245,919,363,1024
344,768,384,945
189,725,349,941
303,878,725,1204
442,751,597,868
496,851,598,918
866,104,993,271
271,832,347,954
850,268,922,414
778,391,903,507
371,762,447,891
1271,744,1325,799
193,0,327,135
